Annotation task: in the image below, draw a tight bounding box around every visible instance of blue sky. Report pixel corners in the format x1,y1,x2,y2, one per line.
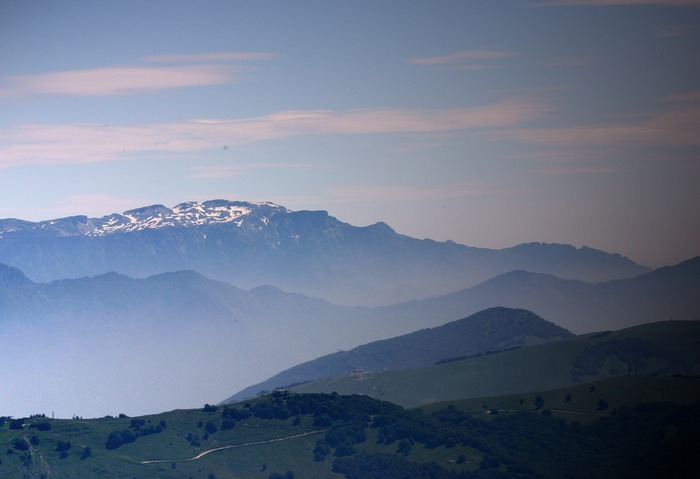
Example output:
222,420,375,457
1,0,699,267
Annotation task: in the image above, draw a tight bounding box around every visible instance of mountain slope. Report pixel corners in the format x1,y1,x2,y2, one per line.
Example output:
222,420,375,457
0,199,650,306
0,269,389,419
377,256,700,334
223,307,573,403
290,320,700,407
225,258,700,400
2,254,697,418
3,382,699,479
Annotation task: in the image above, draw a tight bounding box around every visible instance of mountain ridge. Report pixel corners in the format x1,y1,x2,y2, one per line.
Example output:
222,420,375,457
0,199,651,306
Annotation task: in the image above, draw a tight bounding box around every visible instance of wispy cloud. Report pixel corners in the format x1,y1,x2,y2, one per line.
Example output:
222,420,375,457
408,50,515,70
530,0,700,7
504,103,700,148
328,183,512,202
144,52,277,63
189,162,319,179
539,166,619,175
0,51,274,97
654,25,691,37
0,96,549,168
0,65,236,97
0,194,144,222
548,56,597,67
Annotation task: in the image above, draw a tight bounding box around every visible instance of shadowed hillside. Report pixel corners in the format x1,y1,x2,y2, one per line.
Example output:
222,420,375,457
223,308,573,403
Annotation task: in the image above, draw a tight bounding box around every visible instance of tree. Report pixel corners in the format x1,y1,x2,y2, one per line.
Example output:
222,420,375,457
313,440,330,461
534,396,544,410
13,439,30,451
397,439,412,456
221,418,236,430
81,446,92,459
204,420,218,434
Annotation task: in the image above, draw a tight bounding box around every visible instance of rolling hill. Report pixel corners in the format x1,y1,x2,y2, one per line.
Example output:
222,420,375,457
289,320,700,407
223,308,573,403
3,254,699,418
2,374,698,478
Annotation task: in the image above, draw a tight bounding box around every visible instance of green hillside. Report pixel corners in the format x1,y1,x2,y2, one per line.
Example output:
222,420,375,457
291,320,700,407
3,377,699,479
3,321,698,478
225,307,573,403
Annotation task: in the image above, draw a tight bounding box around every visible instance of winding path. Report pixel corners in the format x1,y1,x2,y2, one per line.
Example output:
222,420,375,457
140,429,327,464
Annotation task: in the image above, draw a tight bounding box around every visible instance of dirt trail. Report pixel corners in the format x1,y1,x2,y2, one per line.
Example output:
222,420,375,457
140,429,326,464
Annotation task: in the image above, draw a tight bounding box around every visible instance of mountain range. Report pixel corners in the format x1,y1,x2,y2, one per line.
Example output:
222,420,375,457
2,255,698,417
1,199,697,418
0,199,650,306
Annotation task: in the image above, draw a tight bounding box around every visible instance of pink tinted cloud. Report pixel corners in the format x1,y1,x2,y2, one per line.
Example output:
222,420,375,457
0,51,275,97
503,101,700,148
409,50,514,65
327,183,510,203
0,97,548,168
0,65,237,97
144,52,277,63
408,50,515,71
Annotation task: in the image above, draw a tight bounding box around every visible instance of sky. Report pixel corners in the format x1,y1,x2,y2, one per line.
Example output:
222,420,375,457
1,0,699,268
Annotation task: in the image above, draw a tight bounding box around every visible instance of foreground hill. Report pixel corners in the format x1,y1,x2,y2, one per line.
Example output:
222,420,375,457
224,308,573,403
290,320,700,407
0,199,649,305
2,378,698,478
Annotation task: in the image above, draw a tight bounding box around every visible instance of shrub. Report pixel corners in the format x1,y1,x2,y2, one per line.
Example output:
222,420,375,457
13,439,30,451
30,421,51,431
81,446,91,459
221,419,236,430
204,420,218,434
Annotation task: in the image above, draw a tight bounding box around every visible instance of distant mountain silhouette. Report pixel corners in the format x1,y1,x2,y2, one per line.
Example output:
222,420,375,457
378,256,700,334
0,199,650,306
2,256,698,417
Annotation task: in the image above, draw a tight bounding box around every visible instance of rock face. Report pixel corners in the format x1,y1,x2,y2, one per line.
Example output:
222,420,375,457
0,199,649,305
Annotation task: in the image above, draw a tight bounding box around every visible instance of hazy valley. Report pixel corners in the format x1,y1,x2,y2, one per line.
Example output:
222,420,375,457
1,200,698,478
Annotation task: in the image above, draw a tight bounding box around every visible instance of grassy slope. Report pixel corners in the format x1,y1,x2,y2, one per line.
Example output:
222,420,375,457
0,406,341,479
2,376,699,478
3,320,699,478
291,320,700,407
423,375,700,424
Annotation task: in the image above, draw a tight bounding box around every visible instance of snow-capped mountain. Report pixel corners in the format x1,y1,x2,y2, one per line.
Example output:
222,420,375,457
0,200,651,306
0,200,286,238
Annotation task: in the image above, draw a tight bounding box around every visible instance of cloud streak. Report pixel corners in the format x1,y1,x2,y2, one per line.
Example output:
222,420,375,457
144,52,277,63
503,102,700,148
0,51,274,97
0,97,549,168
409,50,515,70
327,183,518,202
